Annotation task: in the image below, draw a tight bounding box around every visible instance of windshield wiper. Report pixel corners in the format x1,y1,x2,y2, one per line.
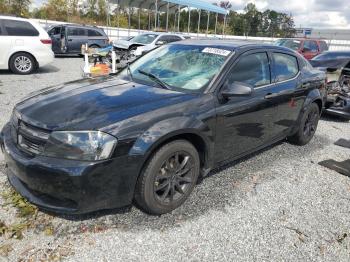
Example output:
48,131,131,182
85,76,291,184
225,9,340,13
138,69,170,90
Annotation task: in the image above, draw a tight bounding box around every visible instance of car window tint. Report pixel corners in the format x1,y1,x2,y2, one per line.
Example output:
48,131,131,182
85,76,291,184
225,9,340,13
88,29,103,37
273,53,299,82
303,41,318,52
228,52,271,88
3,19,39,36
0,21,2,35
68,27,86,36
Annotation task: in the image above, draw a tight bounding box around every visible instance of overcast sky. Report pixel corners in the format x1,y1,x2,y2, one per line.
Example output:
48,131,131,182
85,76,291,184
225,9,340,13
32,0,350,29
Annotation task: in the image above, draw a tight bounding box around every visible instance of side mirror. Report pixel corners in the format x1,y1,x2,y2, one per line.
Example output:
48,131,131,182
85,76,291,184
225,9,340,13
221,82,253,99
155,40,165,46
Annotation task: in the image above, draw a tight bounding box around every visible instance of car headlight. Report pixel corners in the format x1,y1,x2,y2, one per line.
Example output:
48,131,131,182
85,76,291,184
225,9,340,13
42,131,117,161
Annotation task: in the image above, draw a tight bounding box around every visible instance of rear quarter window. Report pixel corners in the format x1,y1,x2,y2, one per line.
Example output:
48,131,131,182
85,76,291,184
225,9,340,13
273,53,299,82
3,19,39,36
319,41,329,51
88,29,103,37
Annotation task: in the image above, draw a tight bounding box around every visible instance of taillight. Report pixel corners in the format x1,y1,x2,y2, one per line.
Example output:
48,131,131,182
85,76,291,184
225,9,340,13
40,39,52,44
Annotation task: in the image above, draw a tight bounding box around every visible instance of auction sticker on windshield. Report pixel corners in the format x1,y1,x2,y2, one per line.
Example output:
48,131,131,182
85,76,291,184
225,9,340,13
202,47,231,57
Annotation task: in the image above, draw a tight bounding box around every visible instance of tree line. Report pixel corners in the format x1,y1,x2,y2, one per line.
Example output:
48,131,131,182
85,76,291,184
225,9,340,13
0,0,295,37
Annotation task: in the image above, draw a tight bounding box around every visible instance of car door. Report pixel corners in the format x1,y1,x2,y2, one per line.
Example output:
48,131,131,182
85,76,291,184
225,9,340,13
302,40,319,60
66,27,87,53
214,51,284,163
268,51,305,135
48,26,62,53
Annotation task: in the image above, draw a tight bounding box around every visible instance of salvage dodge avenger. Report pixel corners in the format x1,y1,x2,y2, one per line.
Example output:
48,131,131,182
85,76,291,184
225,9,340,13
0,40,326,215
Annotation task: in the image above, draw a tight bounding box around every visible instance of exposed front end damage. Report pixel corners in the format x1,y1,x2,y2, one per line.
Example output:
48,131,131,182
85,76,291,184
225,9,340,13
311,59,350,120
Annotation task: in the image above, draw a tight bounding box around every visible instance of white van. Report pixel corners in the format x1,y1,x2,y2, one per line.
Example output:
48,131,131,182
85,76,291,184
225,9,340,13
0,16,54,74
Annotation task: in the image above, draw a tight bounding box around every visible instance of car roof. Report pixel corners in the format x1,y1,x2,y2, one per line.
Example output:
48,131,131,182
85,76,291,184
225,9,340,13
278,38,326,42
0,15,31,22
170,39,291,52
59,24,104,30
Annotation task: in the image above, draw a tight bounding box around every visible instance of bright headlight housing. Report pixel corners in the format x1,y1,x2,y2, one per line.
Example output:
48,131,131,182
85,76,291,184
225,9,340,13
42,131,117,161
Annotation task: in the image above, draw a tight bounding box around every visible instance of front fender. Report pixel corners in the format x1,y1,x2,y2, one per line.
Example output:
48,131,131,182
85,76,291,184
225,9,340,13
129,116,214,165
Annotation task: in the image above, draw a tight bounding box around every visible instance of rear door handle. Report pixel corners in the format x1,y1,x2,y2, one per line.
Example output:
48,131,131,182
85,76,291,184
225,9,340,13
301,82,311,89
265,93,279,99
68,39,73,42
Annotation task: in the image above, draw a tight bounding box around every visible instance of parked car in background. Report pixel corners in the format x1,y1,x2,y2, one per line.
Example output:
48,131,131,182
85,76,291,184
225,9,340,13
0,16,54,74
112,32,186,67
275,38,328,60
310,51,350,120
47,24,109,54
0,41,326,215
114,32,186,56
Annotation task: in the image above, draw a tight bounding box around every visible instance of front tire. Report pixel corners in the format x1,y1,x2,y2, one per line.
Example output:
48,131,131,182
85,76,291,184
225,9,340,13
135,140,200,215
288,103,320,145
9,52,36,74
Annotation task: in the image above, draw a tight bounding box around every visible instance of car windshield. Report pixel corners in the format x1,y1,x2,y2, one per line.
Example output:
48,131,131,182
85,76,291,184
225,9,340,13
275,39,301,50
131,34,159,44
119,44,231,92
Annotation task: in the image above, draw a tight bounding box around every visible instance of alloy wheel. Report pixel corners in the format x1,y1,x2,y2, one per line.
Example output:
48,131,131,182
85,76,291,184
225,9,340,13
154,151,194,205
14,56,32,73
303,109,318,137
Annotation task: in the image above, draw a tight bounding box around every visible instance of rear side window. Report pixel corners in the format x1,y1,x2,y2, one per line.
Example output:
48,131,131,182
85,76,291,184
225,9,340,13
3,19,39,36
68,27,86,36
228,52,271,87
273,53,299,82
303,40,318,52
88,29,103,37
0,21,3,35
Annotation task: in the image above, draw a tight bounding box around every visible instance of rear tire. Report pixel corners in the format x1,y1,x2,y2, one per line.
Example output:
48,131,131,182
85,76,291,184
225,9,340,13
9,52,36,74
134,140,200,215
288,103,320,145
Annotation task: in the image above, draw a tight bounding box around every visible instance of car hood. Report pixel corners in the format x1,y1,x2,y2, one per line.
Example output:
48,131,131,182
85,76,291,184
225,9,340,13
113,39,145,49
14,76,195,131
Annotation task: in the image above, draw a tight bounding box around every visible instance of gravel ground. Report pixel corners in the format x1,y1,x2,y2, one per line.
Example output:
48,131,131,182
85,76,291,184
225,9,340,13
0,58,350,261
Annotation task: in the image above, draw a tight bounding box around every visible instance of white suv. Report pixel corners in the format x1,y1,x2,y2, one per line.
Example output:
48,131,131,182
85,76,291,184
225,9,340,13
0,16,54,74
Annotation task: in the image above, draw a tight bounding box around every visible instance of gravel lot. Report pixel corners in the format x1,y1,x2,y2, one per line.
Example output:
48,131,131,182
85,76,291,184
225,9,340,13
0,58,350,261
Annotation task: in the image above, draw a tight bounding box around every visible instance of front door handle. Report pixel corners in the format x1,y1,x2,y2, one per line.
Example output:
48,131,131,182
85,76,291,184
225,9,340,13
301,82,311,89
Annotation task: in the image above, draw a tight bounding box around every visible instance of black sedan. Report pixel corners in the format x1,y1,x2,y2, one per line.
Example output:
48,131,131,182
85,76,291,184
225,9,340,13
310,51,350,120
0,40,326,215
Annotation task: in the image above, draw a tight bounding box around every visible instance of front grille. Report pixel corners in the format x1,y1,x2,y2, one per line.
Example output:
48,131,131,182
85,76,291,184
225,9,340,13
15,121,51,155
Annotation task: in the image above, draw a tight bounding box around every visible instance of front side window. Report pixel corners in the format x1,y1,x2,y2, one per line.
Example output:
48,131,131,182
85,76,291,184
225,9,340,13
119,44,231,92
227,53,271,88
3,19,39,36
49,26,61,35
273,53,299,82
303,41,318,52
